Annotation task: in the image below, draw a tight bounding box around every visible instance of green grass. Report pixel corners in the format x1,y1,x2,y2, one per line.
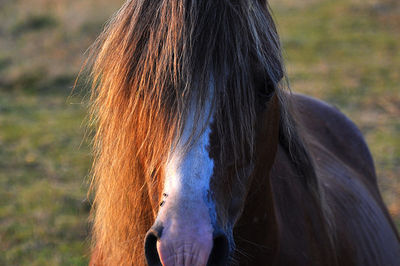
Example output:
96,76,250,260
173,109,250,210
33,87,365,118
0,91,91,265
0,0,126,264
0,0,399,264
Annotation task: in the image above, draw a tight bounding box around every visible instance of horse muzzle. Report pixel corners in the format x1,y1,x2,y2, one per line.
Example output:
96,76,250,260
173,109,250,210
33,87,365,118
145,222,230,266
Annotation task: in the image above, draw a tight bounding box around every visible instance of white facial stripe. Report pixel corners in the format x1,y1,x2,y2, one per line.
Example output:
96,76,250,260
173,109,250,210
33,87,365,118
160,83,216,223
164,114,214,193
164,100,214,198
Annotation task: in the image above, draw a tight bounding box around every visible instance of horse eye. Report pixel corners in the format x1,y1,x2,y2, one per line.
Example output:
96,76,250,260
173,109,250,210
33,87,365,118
259,86,275,100
257,84,275,110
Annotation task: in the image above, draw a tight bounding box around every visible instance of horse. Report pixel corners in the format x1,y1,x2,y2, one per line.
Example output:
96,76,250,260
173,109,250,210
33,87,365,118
86,0,400,265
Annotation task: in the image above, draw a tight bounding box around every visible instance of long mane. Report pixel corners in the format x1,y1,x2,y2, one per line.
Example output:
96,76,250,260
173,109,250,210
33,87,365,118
87,0,328,264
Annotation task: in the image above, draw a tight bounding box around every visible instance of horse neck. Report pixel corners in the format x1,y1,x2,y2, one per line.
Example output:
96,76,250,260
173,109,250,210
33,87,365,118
271,97,337,264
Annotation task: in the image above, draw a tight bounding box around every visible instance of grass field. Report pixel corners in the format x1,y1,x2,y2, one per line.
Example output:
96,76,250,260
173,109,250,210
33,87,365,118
0,0,399,264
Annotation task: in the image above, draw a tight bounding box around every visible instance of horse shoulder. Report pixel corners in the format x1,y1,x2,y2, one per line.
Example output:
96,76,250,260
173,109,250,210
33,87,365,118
289,93,400,265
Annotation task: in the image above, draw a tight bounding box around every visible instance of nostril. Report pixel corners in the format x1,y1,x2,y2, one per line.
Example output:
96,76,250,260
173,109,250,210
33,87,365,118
144,225,163,266
207,232,230,266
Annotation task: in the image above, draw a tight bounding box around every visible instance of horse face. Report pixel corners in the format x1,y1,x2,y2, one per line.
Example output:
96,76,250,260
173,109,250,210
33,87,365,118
143,62,280,265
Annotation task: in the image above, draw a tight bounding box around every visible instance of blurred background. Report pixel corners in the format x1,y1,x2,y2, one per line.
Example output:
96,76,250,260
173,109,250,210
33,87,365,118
0,0,398,265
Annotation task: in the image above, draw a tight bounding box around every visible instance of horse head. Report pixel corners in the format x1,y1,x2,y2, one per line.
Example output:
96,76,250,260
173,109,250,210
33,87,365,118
88,0,285,265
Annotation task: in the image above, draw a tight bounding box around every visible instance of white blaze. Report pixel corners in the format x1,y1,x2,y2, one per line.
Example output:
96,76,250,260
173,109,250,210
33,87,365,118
163,96,215,210
157,81,216,226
